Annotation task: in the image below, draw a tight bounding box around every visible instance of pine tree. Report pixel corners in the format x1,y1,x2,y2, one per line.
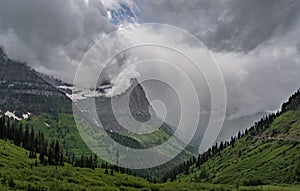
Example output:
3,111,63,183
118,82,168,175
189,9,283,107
39,148,45,164
72,153,75,165
110,166,114,176
23,124,29,149
60,150,64,166
105,163,108,174
200,166,207,179
48,140,55,165
295,156,300,181
54,140,60,164
0,116,4,139
43,140,48,165
15,123,23,147
93,154,98,169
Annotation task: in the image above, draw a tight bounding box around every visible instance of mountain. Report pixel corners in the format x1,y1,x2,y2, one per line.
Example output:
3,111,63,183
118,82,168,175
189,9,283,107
0,47,72,115
0,47,195,181
74,78,174,136
167,88,300,186
0,46,173,149
1,46,300,189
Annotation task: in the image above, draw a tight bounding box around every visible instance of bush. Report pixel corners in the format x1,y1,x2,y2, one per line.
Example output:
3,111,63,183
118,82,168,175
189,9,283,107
243,179,264,186
8,177,15,188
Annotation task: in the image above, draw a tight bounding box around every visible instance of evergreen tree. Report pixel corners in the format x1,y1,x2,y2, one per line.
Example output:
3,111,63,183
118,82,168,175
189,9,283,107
110,166,114,176
23,124,29,149
105,163,108,174
54,140,60,164
93,154,98,169
200,166,207,179
60,150,64,166
15,123,23,147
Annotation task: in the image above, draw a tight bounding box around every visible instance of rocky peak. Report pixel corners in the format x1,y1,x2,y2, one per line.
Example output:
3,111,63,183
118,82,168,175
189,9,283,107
0,46,9,63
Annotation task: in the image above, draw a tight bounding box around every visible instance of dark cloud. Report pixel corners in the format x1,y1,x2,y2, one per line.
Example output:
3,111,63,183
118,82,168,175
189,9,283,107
132,0,300,120
0,0,114,82
297,42,300,53
0,0,300,122
135,0,300,52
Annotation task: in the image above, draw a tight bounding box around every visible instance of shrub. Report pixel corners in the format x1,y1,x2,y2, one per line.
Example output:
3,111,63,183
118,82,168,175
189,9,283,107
243,179,264,186
8,177,15,188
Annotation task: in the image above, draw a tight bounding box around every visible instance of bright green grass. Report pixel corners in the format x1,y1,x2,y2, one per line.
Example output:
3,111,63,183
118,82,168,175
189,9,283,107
263,109,300,141
19,113,198,182
24,113,177,156
1,139,299,191
175,109,300,186
25,113,92,156
0,139,152,191
239,184,300,191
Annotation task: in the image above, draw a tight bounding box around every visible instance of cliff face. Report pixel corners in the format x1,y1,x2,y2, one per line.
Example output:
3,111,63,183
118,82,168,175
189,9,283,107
0,47,71,115
0,47,172,135
75,79,169,133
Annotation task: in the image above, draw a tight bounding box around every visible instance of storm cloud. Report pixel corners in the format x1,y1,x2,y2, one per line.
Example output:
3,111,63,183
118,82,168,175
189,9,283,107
130,0,300,118
0,0,114,82
135,0,300,52
1,0,300,126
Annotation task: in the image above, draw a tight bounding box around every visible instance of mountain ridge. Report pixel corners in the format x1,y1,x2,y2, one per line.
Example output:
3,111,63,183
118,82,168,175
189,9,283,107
0,47,72,115
0,47,196,181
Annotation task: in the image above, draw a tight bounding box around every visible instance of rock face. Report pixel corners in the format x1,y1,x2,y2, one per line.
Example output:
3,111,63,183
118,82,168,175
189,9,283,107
75,79,174,135
0,47,173,136
0,47,71,115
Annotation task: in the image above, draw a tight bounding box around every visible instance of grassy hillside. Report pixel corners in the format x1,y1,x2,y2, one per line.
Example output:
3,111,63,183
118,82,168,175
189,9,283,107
18,113,196,181
0,139,153,191
24,113,186,156
173,91,300,186
3,139,299,191
2,93,300,190
177,135,300,185
25,113,92,156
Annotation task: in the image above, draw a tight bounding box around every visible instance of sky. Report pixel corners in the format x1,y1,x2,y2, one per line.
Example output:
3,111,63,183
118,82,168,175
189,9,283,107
0,0,114,79
134,0,300,117
0,0,300,140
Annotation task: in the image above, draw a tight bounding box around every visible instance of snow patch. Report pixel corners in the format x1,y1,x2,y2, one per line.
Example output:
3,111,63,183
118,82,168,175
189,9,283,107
94,118,100,127
59,85,107,101
5,111,21,121
5,111,32,120
22,112,31,119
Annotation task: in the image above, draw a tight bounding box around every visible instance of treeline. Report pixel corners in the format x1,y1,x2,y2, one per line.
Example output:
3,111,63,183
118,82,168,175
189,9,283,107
162,109,281,182
161,87,300,183
0,115,134,175
161,132,247,182
0,115,67,165
282,88,300,112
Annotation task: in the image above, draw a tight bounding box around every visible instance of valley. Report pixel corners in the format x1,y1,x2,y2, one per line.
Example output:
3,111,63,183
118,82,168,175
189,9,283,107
0,47,300,190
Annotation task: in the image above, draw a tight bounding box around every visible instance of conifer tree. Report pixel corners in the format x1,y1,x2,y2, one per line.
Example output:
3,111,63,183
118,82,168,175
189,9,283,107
54,140,60,164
